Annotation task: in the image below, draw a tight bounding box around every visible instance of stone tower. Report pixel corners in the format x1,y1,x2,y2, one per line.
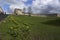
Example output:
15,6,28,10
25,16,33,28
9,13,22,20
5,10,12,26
14,8,24,15
0,7,4,14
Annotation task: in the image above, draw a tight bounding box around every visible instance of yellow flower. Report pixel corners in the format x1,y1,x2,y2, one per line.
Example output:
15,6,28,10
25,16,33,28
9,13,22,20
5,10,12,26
26,26,29,28
29,30,31,31
3,21,6,23
10,27,13,29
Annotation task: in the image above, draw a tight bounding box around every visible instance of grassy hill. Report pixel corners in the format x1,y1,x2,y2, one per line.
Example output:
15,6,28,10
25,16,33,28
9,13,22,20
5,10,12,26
0,15,60,40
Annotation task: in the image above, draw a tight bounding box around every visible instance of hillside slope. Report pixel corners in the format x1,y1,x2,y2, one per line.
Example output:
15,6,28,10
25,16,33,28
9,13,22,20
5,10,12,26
0,15,60,40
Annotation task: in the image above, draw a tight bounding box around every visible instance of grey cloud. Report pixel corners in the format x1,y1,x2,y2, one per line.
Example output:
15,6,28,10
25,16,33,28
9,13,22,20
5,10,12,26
0,0,28,13
0,0,60,14
32,0,60,14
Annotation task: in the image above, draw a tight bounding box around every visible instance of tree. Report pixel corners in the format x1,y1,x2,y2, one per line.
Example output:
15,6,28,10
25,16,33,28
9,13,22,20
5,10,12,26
23,8,26,15
28,6,32,16
14,8,17,15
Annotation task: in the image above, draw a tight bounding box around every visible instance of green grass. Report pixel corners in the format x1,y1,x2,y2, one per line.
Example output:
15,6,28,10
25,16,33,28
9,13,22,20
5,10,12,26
0,15,60,40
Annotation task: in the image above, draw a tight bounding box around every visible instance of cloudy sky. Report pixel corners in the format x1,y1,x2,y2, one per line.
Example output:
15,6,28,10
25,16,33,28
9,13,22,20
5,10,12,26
0,0,60,14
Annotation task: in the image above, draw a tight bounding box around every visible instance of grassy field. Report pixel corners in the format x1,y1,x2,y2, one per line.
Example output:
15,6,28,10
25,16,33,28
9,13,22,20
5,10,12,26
0,15,60,40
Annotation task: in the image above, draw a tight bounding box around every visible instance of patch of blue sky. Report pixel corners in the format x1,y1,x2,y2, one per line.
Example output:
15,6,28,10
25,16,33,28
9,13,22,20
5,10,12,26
24,0,33,5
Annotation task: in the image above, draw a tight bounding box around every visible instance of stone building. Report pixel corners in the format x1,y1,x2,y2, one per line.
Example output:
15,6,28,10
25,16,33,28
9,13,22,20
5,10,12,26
57,13,60,17
14,8,24,15
0,7,4,14
46,13,57,17
14,8,58,17
31,13,57,17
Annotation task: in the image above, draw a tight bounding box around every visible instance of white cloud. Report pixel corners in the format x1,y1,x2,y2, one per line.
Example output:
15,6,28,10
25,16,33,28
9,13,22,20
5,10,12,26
0,0,28,13
9,2,25,11
22,0,28,2
0,0,60,14
32,0,60,14
9,0,28,11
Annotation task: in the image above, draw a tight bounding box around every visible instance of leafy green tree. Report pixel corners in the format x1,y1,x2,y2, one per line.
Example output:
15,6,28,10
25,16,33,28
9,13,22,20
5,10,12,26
28,6,32,16
23,8,26,15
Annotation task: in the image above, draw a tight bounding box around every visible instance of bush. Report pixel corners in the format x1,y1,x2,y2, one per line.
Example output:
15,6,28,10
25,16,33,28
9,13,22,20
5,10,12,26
7,23,31,40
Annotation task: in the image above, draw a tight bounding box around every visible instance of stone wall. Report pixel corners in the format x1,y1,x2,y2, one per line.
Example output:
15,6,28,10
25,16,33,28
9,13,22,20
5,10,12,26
14,8,24,15
0,7,4,14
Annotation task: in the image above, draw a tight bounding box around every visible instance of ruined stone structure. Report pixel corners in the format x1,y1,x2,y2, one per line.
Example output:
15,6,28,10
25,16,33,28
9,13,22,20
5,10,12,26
30,13,57,17
14,8,24,15
57,13,60,17
14,8,59,17
45,13,57,17
0,7,4,14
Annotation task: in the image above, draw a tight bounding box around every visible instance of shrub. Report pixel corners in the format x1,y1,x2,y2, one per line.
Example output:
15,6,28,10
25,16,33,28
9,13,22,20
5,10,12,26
7,24,31,40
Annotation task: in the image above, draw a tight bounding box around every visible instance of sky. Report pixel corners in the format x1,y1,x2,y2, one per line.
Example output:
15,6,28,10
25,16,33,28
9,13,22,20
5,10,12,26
0,0,60,14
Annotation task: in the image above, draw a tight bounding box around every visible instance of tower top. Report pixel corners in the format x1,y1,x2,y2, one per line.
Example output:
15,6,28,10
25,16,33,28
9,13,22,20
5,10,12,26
0,7,3,12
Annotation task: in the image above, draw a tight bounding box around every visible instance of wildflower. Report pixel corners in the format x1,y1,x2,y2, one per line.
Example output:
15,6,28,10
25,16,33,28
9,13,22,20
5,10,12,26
26,26,29,29
29,30,31,31
10,27,13,29
3,21,6,23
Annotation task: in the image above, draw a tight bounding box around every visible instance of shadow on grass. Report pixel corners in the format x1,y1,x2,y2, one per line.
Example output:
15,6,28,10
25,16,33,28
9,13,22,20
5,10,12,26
0,14,8,21
31,32,60,40
42,18,60,27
